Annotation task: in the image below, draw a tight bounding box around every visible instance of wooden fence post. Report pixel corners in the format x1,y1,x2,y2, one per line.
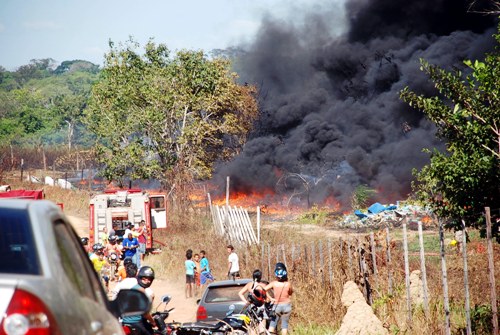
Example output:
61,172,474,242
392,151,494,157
276,245,280,263
461,220,472,335
370,232,378,276
328,239,333,285
439,220,451,335
347,239,353,279
311,242,316,277
257,206,261,244
319,240,324,283
386,227,393,295
359,241,371,305
418,221,429,313
304,244,308,276
282,244,287,268
267,243,271,280
403,222,412,322
261,243,265,276
485,207,499,335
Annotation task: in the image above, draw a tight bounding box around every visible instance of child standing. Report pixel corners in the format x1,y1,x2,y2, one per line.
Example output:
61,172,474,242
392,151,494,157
193,253,202,295
185,250,196,298
200,250,214,291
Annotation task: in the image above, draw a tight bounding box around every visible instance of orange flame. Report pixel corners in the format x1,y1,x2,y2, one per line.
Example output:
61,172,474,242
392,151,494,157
190,186,343,215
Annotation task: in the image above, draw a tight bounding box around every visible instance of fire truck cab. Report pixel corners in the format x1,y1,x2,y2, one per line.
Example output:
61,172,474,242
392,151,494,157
89,189,167,250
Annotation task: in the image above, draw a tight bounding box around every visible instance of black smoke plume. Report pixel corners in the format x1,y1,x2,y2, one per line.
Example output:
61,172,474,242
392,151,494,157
214,0,497,209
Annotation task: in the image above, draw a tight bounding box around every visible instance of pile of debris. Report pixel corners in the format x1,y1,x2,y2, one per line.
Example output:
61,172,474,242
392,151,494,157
340,201,435,229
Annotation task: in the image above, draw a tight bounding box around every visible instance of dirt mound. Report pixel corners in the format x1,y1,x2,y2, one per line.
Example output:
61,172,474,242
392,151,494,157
336,281,388,335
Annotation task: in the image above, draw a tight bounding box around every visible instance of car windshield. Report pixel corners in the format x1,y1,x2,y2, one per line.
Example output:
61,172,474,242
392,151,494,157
0,208,40,274
204,285,243,303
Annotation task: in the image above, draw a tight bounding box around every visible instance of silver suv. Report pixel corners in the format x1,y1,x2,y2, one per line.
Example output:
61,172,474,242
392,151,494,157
196,278,252,323
0,200,149,335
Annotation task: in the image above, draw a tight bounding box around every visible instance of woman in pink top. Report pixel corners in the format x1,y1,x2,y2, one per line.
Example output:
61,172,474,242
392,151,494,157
264,262,293,335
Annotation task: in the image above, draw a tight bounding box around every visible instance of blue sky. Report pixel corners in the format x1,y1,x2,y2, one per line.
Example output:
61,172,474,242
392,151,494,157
0,0,334,70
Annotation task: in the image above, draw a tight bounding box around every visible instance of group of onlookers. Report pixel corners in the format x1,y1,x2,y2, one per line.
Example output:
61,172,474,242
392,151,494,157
183,244,292,335
184,249,215,298
80,220,149,290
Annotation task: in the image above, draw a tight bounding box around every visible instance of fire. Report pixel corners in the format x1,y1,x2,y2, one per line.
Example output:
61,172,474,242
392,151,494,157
190,185,344,215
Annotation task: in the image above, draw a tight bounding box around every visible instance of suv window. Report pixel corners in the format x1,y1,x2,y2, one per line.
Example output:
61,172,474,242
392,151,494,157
0,208,40,274
204,285,243,303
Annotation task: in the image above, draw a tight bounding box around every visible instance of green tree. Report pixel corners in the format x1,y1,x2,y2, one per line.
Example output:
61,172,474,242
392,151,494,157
351,184,377,210
85,40,258,201
400,28,500,236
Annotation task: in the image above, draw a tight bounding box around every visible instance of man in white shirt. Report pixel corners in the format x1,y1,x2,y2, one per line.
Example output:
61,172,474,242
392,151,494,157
227,244,240,280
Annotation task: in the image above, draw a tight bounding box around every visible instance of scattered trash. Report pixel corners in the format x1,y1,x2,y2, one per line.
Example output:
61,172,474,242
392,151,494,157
343,201,435,229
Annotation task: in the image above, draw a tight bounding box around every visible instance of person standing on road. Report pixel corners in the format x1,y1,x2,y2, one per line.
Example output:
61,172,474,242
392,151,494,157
109,223,117,239
200,250,214,291
123,232,140,267
193,253,201,295
185,250,196,298
264,263,293,335
238,269,267,303
239,269,269,333
99,227,109,246
227,245,240,280
137,220,147,262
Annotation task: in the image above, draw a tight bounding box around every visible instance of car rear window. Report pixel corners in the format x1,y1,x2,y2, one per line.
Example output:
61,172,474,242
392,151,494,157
204,285,244,303
0,208,40,275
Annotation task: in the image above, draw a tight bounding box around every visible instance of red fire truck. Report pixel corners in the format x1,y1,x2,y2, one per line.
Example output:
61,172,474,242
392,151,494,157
89,189,167,250
0,187,65,210
0,189,44,200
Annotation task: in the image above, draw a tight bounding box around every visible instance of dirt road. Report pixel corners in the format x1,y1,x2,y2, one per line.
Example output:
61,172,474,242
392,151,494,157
67,214,198,323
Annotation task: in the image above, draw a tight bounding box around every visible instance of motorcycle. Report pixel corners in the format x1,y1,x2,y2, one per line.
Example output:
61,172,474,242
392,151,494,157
152,295,175,334
168,304,251,335
123,294,175,335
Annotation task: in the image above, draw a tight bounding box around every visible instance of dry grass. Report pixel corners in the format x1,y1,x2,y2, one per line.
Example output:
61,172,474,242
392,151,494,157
5,182,498,334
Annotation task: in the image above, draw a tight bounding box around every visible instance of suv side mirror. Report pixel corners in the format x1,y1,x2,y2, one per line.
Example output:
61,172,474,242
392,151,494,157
110,289,151,317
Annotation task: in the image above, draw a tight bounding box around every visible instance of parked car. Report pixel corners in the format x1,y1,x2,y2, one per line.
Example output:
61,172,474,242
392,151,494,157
196,278,252,323
0,199,150,335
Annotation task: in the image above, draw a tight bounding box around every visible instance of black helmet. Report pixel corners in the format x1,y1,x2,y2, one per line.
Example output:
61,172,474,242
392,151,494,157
123,257,133,266
274,262,288,281
137,266,155,288
80,237,89,245
252,269,262,282
109,235,117,243
92,243,104,252
275,262,286,271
